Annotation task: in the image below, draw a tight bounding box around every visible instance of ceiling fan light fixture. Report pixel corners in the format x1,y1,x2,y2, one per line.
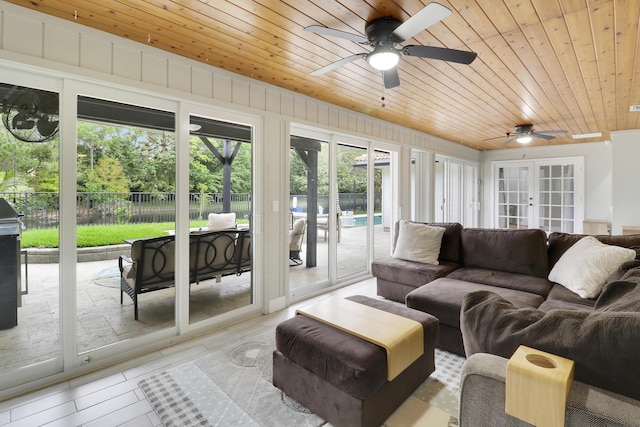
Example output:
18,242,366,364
367,48,400,71
517,135,532,144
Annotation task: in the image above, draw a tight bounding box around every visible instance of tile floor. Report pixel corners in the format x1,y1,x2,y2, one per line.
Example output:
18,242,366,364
0,278,379,426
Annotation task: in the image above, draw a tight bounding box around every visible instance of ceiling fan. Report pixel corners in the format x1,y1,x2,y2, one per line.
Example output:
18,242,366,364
305,2,477,89
502,124,568,144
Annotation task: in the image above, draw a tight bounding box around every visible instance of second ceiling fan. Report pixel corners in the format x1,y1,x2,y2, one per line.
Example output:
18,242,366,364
502,124,568,144
305,2,477,89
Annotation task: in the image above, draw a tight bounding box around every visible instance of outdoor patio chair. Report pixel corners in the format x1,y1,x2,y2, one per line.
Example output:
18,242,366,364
289,218,306,265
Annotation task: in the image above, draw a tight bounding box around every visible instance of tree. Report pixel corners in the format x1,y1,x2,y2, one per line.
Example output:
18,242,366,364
86,157,129,193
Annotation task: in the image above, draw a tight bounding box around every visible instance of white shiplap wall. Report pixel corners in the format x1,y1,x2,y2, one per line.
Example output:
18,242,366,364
0,3,479,160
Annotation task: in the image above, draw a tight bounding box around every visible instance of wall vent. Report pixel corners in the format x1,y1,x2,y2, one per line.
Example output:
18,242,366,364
629,105,640,112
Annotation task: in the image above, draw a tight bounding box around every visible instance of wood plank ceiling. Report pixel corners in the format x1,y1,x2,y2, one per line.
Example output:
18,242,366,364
7,0,640,151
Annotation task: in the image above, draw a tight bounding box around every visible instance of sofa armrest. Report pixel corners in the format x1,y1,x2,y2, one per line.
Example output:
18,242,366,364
460,353,640,427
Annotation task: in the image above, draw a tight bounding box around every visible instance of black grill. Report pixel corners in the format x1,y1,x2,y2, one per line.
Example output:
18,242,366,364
0,198,23,329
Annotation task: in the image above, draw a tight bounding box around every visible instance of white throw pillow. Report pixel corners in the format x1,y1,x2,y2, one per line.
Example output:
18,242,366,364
392,221,445,265
206,212,236,231
548,236,637,298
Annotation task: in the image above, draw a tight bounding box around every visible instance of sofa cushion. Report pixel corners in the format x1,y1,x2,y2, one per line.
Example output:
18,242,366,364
607,259,640,282
406,278,544,328
445,267,553,297
459,228,549,278
371,257,458,289
595,271,640,312
548,232,640,270
537,299,595,312
545,284,596,308
460,290,640,401
548,236,636,298
392,221,445,265
393,221,462,263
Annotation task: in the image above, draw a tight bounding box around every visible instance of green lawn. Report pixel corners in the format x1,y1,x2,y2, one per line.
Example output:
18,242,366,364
21,220,249,248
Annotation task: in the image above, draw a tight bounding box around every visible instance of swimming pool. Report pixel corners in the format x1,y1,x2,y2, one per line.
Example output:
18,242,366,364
351,214,382,227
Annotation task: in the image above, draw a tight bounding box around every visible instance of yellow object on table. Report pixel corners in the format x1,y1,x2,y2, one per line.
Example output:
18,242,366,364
506,345,574,427
297,296,424,381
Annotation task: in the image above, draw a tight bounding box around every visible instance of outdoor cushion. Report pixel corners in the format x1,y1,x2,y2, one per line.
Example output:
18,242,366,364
206,212,236,230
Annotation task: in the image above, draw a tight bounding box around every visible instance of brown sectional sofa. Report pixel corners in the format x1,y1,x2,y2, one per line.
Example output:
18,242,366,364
372,221,640,425
371,222,640,355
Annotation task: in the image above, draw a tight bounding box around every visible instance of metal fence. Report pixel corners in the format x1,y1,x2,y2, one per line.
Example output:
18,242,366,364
290,193,382,214
0,191,378,230
0,192,252,230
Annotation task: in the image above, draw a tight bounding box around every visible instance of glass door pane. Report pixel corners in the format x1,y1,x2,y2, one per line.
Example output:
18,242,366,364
373,149,392,261
434,160,445,222
497,165,532,229
188,115,253,324
0,82,61,382
336,143,368,279
76,96,175,353
464,164,479,227
538,163,576,233
289,136,329,296
448,161,463,223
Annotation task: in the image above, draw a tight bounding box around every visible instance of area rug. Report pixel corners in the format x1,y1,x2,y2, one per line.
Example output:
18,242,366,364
139,330,465,426
91,265,121,288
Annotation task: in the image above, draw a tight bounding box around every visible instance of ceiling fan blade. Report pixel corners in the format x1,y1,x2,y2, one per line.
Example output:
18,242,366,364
392,2,452,42
383,68,400,89
536,129,568,134
503,135,519,145
531,132,557,140
304,25,369,44
310,53,367,76
403,45,477,64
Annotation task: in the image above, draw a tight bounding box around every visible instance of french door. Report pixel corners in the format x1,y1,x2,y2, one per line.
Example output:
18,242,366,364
494,158,584,232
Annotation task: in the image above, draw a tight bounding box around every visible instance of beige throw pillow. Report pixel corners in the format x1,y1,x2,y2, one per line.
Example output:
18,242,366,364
392,221,445,265
548,236,637,298
207,212,236,230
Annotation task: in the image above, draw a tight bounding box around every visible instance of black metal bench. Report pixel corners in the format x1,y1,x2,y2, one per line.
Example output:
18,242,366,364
119,229,251,319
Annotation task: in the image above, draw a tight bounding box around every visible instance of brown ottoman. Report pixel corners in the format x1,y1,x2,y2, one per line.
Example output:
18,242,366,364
272,295,438,427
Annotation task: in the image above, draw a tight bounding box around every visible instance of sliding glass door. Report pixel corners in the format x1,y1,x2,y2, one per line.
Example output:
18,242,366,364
289,134,330,296
187,113,254,325
75,93,177,355
336,142,368,280
288,127,393,300
0,77,62,390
